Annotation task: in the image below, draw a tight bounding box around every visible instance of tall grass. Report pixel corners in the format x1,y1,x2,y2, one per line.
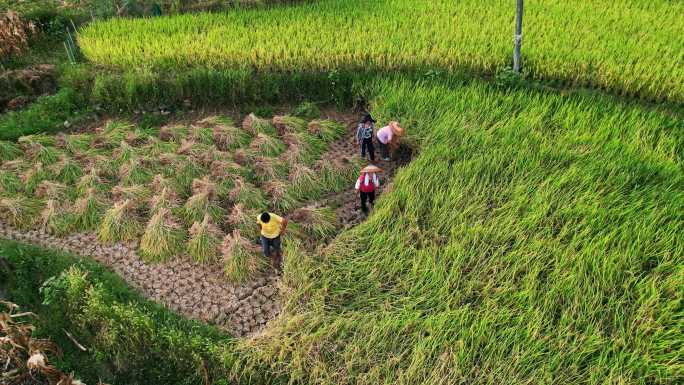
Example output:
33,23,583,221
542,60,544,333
79,0,684,104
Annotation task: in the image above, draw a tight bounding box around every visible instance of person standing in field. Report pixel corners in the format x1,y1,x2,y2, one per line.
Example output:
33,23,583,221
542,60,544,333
356,113,376,162
257,212,288,274
355,165,381,215
376,121,404,161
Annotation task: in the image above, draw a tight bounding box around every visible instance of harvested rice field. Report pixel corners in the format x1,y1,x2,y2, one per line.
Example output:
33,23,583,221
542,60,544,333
0,109,402,336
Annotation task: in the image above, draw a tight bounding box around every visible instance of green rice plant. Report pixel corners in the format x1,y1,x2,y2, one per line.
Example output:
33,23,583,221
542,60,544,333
39,198,73,236
97,120,132,147
149,187,180,215
144,136,179,156
71,188,105,231
17,134,55,147
187,214,223,264
221,229,261,283
288,206,337,241
22,142,60,165
118,158,153,186
181,179,224,225
249,133,285,157
159,124,188,142
212,123,250,151
98,199,142,243
272,115,307,135
49,155,84,185
139,207,185,262
169,156,207,198
225,203,259,241
0,196,41,229
264,179,298,212
281,131,326,166
309,119,347,143
294,101,321,120
242,113,276,137
111,184,152,204
0,140,22,161
283,164,323,204
76,167,103,195
56,133,94,154
189,125,214,145
228,177,266,209
21,162,51,195
0,170,22,195
113,140,135,164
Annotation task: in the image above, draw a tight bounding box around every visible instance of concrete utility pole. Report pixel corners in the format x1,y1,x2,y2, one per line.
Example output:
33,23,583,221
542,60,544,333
513,0,524,74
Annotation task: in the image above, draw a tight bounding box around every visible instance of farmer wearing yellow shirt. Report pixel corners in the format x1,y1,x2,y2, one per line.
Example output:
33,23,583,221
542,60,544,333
257,212,288,273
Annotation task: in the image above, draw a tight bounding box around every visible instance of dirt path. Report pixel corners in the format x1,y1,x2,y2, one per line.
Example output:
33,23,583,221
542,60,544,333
0,114,404,337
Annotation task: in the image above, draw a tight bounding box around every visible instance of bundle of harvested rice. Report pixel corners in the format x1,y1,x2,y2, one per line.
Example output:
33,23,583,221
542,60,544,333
139,207,185,262
187,214,223,264
76,167,102,195
111,184,151,204
149,187,180,214
232,148,256,166
159,124,188,142
59,133,93,154
96,121,132,147
23,142,59,165
98,199,142,243
34,181,66,199
150,174,174,193
21,162,50,194
222,229,260,283
0,140,22,161
113,140,134,163
253,156,280,181
242,113,275,136
118,158,152,185
0,170,22,194
309,119,346,143
40,198,72,236
249,133,285,157
272,115,306,135
49,154,83,185
0,196,41,229
182,178,223,224
209,159,241,179
228,177,265,209
71,187,104,231
145,136,179,156
289,206,337,240
225,203,259,240
176,138,197,156
213,124,249,150
189,125,214,145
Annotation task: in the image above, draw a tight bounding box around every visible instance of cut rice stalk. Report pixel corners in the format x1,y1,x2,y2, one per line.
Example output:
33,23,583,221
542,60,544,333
182,190,224,224
21,162,51,195
71,188,105,231
0,171,22,194
242,113,276,137
0,196,41,229
111,184,152,203
249,133,285,157
49,155,83,185
40,198,72,236
272,115,307,135
77,167,102,195
213,124,250,150
98,199,142,243
222,230,261,283
118,158,152,185
289,206,337,240
309,119,347,143
189,125,214,145
159,124,188,142
139,208,185,262
0,140,22,161
187,214,223,264
225,203,259,241
229,177,266,209
35,181,67,199
149,187,180,214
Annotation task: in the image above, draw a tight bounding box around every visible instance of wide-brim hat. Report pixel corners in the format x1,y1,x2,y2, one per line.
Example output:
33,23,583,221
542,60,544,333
390,121,404,136
361,164,383,173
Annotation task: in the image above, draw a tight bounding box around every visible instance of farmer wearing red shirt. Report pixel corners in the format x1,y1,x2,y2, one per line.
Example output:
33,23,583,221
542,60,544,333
355,165,381,215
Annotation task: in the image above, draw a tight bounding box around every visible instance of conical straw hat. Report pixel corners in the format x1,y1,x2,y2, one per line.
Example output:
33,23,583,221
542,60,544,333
361,164,383,173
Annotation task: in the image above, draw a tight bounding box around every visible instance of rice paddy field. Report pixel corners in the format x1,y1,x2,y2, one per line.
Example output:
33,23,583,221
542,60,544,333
78,0,684,103
2,0,683,384
0,113,355,281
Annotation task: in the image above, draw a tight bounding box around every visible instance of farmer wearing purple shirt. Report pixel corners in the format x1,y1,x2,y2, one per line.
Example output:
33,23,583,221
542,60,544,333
376,121,403,161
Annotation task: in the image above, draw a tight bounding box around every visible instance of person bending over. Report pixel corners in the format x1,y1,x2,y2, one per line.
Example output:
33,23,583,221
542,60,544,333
257,212,288,274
